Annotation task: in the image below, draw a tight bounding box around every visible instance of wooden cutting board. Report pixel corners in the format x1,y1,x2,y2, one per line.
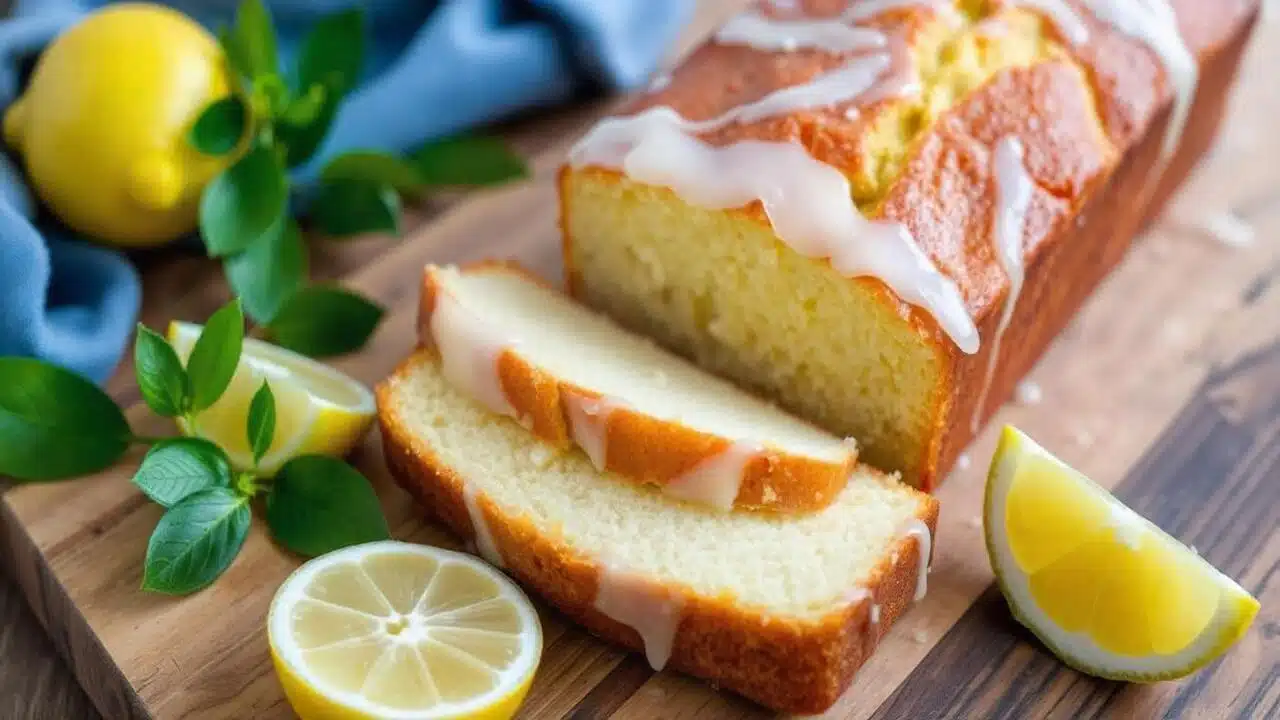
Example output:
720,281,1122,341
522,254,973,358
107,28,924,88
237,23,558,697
2,7,1278,719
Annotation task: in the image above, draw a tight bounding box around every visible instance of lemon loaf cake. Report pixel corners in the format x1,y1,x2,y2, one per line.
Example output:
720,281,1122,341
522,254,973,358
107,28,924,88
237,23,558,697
377,350,938,714
419,263,858,512
560,0,1260,488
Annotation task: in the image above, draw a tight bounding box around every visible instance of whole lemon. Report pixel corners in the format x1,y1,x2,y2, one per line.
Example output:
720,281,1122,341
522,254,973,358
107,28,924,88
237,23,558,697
4,3,242,247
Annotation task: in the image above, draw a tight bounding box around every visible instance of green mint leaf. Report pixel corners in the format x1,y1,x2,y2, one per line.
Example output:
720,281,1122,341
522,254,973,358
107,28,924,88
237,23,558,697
187,299,245,412
321,151,424,193
276,93,338,168
224,218,307,324
411,135,529,187
297,7,366,98
0,358,131,482
199,138,287,256
142,487,250,595
280,83,326,127
247,381,276,465
134,325,189,417
266,286,384,357
231,0,278,80
267,455,387,557
133,438,232,508
311,179,401,238
189,96,248,156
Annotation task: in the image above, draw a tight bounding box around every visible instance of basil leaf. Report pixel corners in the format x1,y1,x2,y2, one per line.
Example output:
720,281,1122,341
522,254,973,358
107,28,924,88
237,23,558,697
189,96,248,156
297,7,366,97
0,358,131,482
311,179,401,238
321,151,424,193
228,0,278,81
276,92,338,168
411,135,529,187
224,218,306,324
134,325,189,417
186,299,244,412
199,140,287,256
247,381,275,465
267,455,387,557
133,438,232,508
266,286,383,357
142,488,251,595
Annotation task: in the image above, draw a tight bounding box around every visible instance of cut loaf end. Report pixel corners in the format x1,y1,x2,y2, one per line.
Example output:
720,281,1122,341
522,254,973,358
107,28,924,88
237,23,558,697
377,350,938,714
418,262,857,513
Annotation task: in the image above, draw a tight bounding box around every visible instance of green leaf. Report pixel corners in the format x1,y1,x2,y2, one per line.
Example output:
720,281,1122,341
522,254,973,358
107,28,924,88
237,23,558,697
266,287,384,358
199,139,287,256
311,179,401,238
247,381,275,465
280,83,326,127
189,96,248,156
187,299,245,412
224,218,307,324
134,326,189,417
227,0,278,80
133,438,232,508
276,92,338,168
0,358,131,482
142,488,251,595
267,455,388,557
297,7,366,97
321,151,424,193
411,135,529,187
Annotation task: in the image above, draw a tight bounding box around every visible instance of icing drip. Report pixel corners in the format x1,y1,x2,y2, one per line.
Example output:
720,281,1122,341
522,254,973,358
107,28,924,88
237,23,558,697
428,286,516,418
1010,0,1090,45
564,394,623,471
463,486,503,567
662,441,764,510
1080,0,1196,159
901,518,932,601
594,564,685,670
716,11,888,54
971,136,1032,432
572,113,978,353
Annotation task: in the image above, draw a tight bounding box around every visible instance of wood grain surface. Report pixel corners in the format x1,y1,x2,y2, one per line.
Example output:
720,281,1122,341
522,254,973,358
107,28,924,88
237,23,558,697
2,2,1279,718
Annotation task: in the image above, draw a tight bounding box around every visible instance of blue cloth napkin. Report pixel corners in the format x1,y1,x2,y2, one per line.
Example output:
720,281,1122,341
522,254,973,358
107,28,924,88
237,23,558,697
0,0,689,383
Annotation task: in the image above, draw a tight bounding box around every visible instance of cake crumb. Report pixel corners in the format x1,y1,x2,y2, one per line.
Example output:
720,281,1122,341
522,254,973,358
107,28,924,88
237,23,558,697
762,485,778,503
844,106,860,121
911,629,928,644
956,453,972,471
529,444,556,469
430,414,448,427
1015,380,1043,406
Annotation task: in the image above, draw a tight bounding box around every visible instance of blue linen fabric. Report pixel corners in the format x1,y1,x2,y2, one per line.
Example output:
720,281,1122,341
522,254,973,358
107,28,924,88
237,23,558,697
0,0,689,383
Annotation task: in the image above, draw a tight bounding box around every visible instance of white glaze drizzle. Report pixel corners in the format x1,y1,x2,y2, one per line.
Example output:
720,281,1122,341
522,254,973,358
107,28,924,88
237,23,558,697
901,518,932,601
971,136,1033,432
593,564,685,670
842,0,962,24
571,113,979,353
428,286,516,418
564,393,624,471
716,11,888,54
662,441,764,511
463,486,503,567
1009,0,1090,45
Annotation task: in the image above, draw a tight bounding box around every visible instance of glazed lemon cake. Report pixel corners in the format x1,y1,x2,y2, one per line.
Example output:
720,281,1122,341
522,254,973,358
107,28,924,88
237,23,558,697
560,0,1260,488
419,263,857,512
377,351,938,713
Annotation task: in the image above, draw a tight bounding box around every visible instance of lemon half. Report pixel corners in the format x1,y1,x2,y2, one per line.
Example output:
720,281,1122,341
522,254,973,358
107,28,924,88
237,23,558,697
168,321,375,475
268,541,542,720
985,426,1259,681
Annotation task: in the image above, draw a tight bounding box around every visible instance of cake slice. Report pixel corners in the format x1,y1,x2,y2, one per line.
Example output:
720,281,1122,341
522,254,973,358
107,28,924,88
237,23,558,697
418,263,856,513
376,350,938,714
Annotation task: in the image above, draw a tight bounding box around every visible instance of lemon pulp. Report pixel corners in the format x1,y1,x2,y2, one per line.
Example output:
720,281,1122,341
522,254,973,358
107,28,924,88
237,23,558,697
269,542,541,720
985,426,1258,680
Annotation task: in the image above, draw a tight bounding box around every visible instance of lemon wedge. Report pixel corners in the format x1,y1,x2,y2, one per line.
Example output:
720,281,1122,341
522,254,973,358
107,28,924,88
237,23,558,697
269,541,542,720
167,321,375,475
985,426,1259,681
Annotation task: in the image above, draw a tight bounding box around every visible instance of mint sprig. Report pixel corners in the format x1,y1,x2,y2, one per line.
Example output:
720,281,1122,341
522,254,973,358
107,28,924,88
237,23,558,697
192,0,527,355
0,296,389,594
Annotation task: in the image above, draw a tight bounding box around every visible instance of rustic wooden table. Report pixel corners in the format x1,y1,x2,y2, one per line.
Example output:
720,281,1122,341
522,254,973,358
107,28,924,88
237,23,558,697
2,3,1277,718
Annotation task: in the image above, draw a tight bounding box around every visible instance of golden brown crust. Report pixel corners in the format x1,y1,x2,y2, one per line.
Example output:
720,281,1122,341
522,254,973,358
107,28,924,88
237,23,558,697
560,2,1261,490
419,263,856,513
376,352,940,714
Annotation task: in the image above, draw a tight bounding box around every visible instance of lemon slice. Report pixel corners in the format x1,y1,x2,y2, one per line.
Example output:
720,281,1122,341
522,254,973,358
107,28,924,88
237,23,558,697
168,321,375,475
269,541,542,720
985,426,1259,681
